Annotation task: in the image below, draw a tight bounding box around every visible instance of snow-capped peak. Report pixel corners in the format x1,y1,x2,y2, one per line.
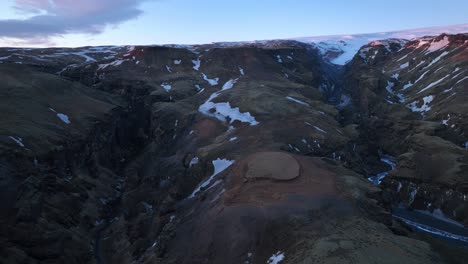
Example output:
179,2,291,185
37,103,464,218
292,23,468,65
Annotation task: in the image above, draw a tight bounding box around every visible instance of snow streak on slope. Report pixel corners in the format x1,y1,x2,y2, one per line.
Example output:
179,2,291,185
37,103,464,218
293,23,468,65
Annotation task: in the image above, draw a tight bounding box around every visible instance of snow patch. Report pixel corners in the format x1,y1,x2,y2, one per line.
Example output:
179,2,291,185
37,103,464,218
426,36,450,53
9,136,25,148
399,62,409,69
402,82,414,90
201,73,219,86
49,108,71,124
423,51,449,70
267,251,285,264
199,99,259,126
397,54,409,62
161,83,172,92
276,55,283,63
221,79,238,91
454,76,468,86
286,96,309,106
189,157,199,168
189,158,234,198
314,126,327,134
407,95,434,112
385,81,395,94
98,59,127,70
57,113,71,124
192,58,201,71
418,75,449,94
415,70,430,83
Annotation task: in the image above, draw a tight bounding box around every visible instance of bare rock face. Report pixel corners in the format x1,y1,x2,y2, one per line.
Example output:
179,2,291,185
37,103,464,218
245,152,300,181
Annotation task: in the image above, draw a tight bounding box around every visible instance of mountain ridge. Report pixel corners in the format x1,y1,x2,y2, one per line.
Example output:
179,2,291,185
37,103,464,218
0,29,467,264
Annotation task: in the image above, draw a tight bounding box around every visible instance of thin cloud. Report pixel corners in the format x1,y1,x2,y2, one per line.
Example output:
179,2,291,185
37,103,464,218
0,0,152,44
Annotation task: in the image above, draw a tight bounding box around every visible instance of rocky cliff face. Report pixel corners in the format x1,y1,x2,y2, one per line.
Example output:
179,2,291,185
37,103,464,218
0,35,467,264
342,34,468,226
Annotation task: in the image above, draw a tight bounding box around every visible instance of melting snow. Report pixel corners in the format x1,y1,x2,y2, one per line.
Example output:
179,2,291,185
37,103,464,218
239,67,245,75
413,60,426,69
199,99,259,126
426,36,450,53
451,70,465,80
359,47,371,60
192,58,201,71
286,96,309,106
98,59,127,70
9,136,25,147
57,113,71,124
397,54,409,62
399,62,409,69
161,83,172,92
454,76,468,86
407,95,434,112
402,82,413,90
189,158,234,198
418,75,449,94
201,73,219,86
49,108,71,124
442,114,451,125
267,251,285,264
385,81,405,102
174,59,182,65
415,70,430,83
221,79,238,90
276,55,283,63
189,157,199,168
423,51,449,70
166,65,172,73
314,126,327,133
385,81,395,94
199,79,259,126
229,137,238,141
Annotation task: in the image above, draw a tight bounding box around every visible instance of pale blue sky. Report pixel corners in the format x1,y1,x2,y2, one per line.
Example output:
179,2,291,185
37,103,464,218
0,0,467,47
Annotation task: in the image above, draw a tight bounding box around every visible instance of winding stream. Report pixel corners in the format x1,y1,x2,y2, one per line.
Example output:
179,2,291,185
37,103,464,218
392,208,468,245
367,153,468,245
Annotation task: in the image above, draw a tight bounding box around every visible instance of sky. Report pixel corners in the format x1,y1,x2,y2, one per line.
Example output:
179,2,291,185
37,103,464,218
0,0,467,47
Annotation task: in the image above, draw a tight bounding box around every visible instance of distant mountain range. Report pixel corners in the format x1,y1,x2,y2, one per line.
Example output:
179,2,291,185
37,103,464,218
292,23,468,64
1,23,468,264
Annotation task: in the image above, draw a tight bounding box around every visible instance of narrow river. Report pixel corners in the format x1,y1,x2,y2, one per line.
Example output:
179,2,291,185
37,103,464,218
392,207,468,245
367,153,468,246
